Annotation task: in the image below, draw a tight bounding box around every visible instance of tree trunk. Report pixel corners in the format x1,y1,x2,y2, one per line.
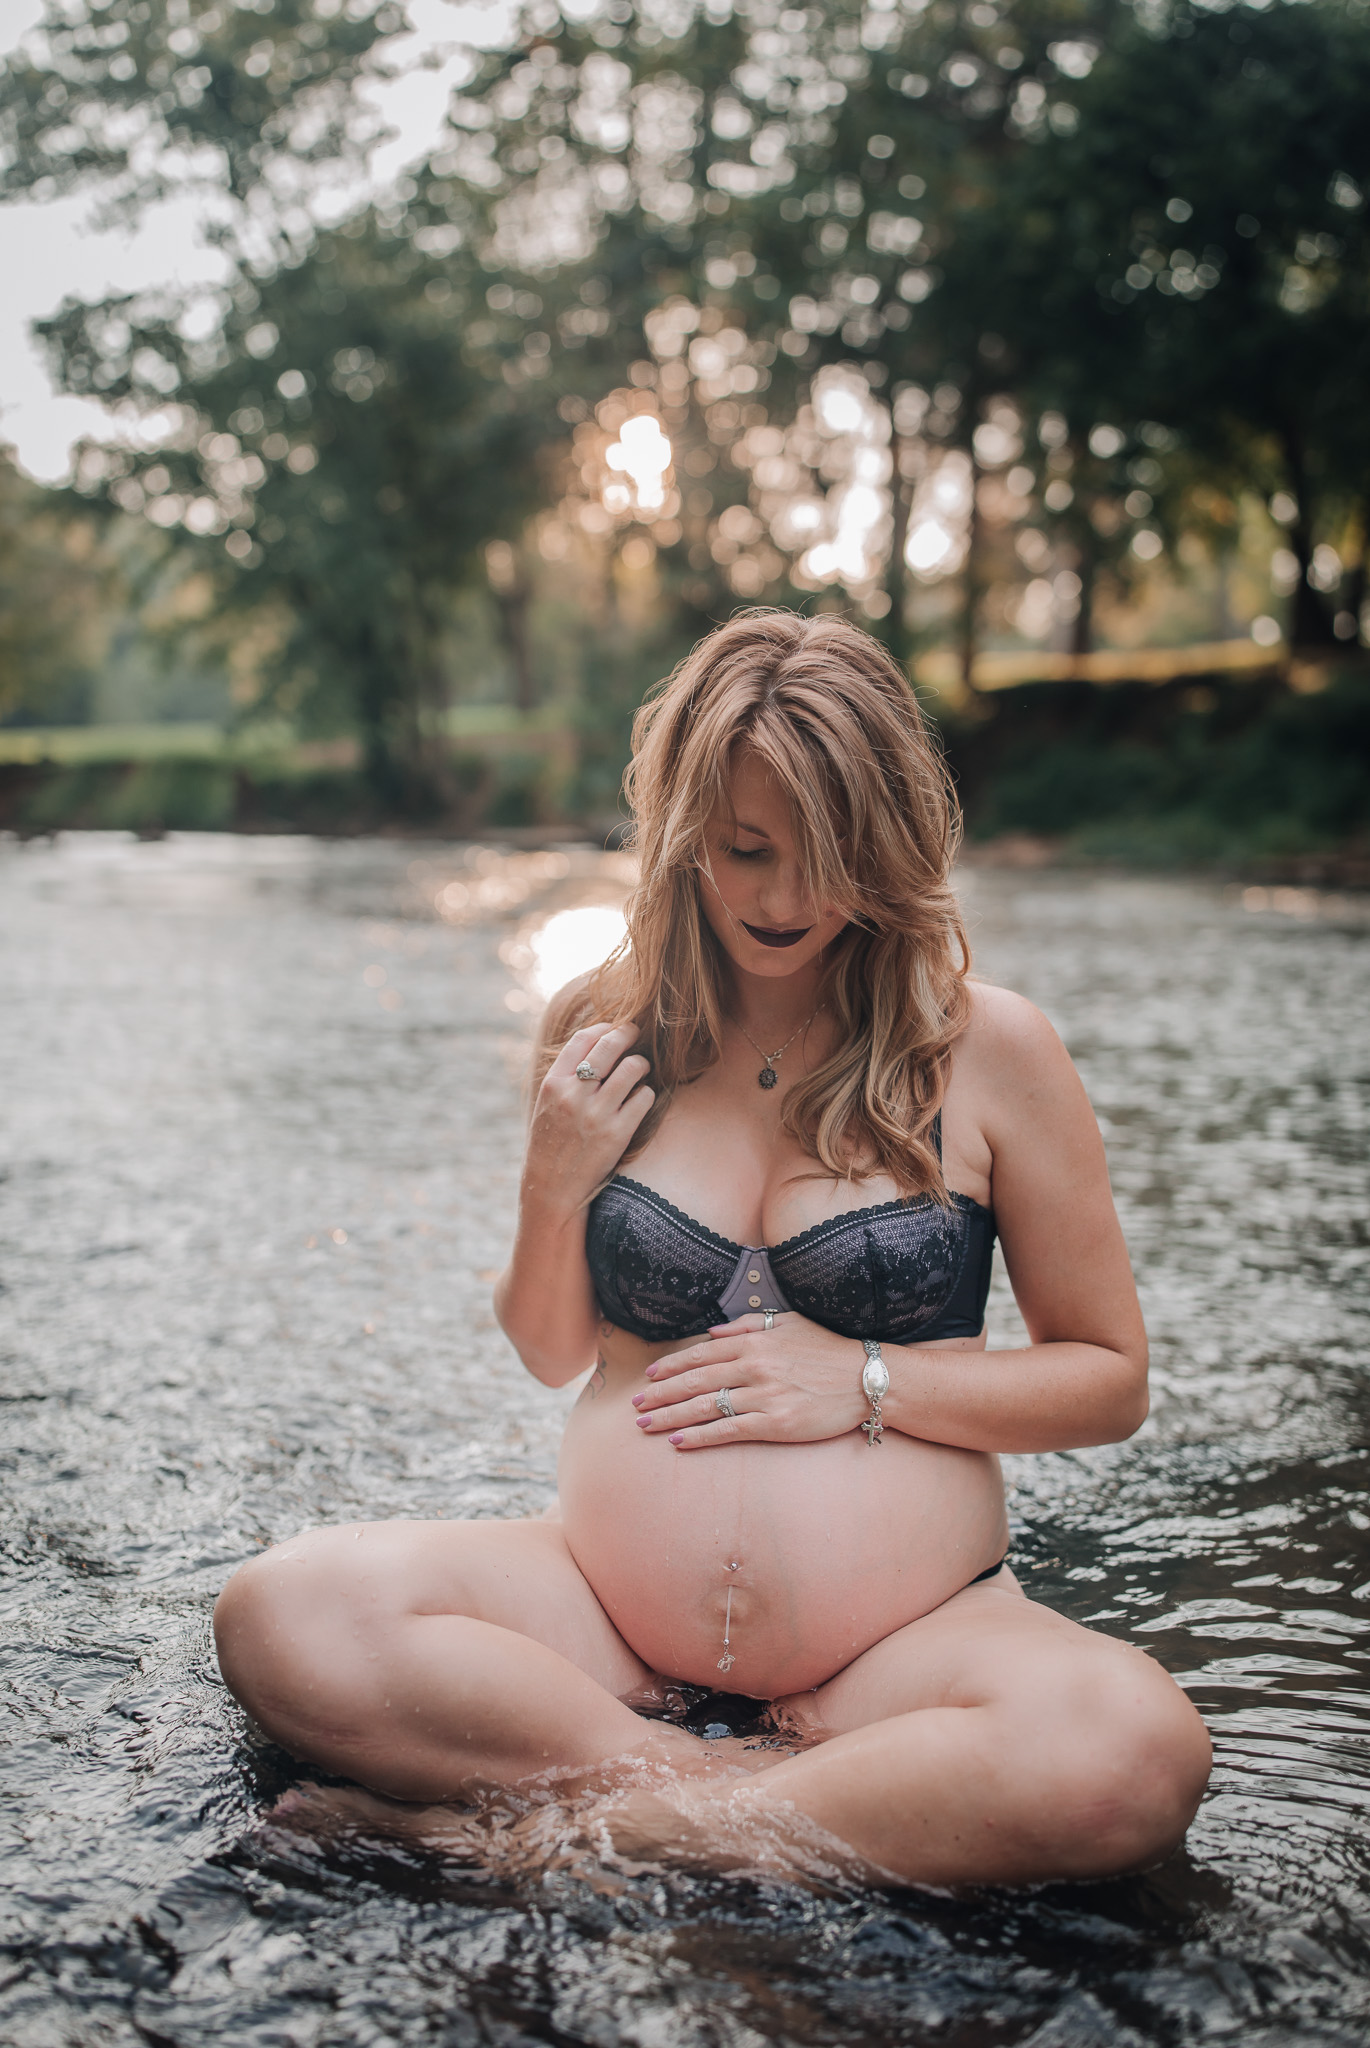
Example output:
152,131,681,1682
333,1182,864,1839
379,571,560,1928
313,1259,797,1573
1069,546,1096,657
495,582,537,713
1340,501,1367,647
880,436,915,665
1281,433,1337,649
959,447,983,693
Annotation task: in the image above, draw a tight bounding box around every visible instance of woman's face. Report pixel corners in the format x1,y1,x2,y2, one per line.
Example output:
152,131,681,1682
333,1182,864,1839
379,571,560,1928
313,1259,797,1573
696,751,849,982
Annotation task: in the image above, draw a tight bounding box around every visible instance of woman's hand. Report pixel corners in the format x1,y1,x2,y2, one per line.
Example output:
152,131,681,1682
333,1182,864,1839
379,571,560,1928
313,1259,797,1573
631,1312,870,1449
522,1022,654,1219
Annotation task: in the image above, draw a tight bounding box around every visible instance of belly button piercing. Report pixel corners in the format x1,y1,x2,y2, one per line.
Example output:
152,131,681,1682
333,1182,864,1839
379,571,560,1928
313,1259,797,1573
717,1585,736,1674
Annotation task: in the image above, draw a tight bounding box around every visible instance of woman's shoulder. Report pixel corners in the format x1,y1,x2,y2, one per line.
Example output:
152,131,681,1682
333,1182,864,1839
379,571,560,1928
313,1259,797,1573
956,980,1090,1138
958,981,1075,1090
963,979,1061,1055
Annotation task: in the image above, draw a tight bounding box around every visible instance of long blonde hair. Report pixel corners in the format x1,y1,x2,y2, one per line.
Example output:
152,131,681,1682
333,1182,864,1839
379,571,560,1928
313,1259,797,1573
543,608,972,1197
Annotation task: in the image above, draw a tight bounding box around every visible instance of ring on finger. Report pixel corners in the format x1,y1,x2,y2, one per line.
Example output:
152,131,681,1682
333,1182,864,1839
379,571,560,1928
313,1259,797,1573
763,1309,775,1331
575,1062,599,1082
715,1387,737,1419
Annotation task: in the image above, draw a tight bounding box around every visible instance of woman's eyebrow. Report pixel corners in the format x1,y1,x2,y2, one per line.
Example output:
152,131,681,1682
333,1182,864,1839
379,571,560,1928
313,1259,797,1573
732,819,772,839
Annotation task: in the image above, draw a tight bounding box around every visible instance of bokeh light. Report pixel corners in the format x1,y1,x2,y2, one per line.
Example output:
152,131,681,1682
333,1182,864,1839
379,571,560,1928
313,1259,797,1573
604,416,673,514
526,905,628,1003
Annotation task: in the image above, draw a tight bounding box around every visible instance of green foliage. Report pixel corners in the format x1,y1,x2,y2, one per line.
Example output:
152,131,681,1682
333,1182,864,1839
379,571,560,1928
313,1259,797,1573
4,0,1370,827
448,0,1370,659
41,212,580,797
996,0,1370,646
15,755,235,832
0,0,399,233
954,670,1370,855
0,454,114,723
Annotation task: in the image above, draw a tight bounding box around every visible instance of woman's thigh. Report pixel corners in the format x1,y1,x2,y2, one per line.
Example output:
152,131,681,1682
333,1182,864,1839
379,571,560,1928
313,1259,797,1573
759,1571,1211,1881
783,1569,1198,1737
215,1517,655,1705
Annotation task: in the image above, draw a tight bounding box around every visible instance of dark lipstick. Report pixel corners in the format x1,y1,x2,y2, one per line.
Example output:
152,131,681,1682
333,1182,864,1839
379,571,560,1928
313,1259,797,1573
741,920,812,949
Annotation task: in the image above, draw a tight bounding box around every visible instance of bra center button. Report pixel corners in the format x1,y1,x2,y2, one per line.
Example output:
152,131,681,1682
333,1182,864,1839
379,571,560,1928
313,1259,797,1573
748,1295,761,1308
747,1269,761,1283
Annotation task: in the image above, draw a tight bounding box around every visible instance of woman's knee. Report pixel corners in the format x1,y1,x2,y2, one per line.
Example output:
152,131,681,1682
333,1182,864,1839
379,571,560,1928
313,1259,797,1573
1029,1651,1211,1876
213,1524,404,1745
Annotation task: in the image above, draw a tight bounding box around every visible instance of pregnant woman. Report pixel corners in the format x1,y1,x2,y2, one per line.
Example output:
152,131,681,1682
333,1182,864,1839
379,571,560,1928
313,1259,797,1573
215,609,1211,1887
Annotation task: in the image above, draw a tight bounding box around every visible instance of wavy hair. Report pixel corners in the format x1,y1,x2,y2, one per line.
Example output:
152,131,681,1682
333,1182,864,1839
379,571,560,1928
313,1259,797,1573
541,608,972,1197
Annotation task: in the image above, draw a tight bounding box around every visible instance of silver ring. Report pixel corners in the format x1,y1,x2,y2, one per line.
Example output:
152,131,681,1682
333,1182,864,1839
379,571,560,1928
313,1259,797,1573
575,1062,599,1082
763,1309,775,1331
715,1387,737,1419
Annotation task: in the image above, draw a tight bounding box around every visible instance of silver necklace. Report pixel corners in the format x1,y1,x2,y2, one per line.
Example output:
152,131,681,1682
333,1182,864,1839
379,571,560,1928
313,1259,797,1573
735,1003,821,1090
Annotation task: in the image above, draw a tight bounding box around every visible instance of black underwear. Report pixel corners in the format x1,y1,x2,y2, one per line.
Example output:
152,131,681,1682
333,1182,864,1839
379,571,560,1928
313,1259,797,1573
585,1115,995,1346
968,1555,1008,1586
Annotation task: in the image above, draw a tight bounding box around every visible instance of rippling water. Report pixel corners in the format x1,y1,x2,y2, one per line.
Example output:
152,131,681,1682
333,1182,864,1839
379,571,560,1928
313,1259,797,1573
2,832,1368,2047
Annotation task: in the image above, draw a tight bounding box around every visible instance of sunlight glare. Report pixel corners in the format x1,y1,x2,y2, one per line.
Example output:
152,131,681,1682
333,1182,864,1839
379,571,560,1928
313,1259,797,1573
906,520,956,574
605,416,673,513
527,905,629,1002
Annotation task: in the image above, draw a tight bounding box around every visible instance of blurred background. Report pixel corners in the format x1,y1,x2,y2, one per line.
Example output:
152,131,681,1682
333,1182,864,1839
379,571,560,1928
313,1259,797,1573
1,0,1367,867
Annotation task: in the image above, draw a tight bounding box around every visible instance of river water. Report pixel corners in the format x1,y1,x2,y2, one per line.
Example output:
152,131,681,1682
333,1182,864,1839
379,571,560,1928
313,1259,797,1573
2,832,1368,2047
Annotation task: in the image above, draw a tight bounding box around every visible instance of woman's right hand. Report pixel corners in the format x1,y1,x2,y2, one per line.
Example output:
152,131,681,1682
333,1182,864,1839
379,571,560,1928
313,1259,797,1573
522,1022,655,1217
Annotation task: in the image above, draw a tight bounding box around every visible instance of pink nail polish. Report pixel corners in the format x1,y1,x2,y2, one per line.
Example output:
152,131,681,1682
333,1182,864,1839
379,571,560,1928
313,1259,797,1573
631,1394,645,1407
636,1416,652,1429
669,1433,683,1445
644,1366,657,1379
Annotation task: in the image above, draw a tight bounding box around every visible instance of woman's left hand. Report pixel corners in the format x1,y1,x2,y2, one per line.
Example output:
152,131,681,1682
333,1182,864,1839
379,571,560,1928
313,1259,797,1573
631,1312,871,1449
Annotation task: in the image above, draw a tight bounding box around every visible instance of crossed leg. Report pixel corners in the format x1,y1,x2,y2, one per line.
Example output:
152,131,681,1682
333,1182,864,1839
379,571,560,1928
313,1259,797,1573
712,1570,1212,1885
214,1518,715,1798
214,1519,1210,1888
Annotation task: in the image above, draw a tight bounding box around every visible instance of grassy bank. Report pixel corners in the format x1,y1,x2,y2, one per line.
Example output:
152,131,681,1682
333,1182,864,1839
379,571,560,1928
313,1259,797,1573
941,666,1370,877
2,666,1367,881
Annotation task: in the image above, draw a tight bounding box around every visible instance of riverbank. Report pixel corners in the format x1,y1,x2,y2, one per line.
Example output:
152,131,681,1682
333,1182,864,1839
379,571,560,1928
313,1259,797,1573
2,663,1366,882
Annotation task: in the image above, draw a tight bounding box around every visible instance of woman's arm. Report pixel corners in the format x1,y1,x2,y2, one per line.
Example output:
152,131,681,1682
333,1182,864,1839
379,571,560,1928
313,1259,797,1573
633,986,1148,1452
881,984,1148,1451
493,1001,654,1388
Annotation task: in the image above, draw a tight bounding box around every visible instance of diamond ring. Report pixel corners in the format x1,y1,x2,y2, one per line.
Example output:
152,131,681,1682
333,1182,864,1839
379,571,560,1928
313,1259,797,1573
715,1387,737,1419
575,1062,599,1082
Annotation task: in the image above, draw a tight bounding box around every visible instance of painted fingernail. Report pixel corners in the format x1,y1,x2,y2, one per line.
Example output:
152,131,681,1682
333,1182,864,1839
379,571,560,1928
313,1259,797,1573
668,1433,683,1445
644,1366,658,1379
636,1416,652,1429
631,1393,645,1407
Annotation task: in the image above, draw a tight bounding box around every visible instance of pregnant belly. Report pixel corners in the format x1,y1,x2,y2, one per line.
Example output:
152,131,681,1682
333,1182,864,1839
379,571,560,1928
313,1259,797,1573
557,1377,1009,1698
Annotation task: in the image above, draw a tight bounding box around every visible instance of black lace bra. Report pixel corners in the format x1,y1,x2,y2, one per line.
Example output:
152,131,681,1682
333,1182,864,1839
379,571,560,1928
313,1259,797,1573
585,1122,995,1346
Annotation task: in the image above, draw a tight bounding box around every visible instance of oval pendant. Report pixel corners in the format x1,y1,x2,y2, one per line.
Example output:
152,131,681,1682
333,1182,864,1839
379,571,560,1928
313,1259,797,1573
758,1066,778,1089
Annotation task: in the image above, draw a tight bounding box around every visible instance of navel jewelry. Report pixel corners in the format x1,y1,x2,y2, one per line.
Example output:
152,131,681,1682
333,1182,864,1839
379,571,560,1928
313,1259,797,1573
735,1004,822,1090
715,1386,737,1419
575,1061,599,1082
718,1584,736,1674
860,1337,889,1447
763,1308,776,1331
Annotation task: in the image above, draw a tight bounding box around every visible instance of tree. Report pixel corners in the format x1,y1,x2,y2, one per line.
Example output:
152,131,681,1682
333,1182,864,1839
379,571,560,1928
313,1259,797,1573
986,0,1370,650
0,0,401,246
458,0,1370,665
0,453,129,723
40,206,589,797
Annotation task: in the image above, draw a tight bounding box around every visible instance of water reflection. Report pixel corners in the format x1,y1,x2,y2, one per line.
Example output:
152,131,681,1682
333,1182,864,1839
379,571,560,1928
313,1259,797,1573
512,902,630,1004
1,833,1367,2046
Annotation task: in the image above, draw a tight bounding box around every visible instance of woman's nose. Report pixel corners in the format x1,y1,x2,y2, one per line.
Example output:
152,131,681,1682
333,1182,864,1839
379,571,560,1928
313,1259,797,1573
755,865,813,925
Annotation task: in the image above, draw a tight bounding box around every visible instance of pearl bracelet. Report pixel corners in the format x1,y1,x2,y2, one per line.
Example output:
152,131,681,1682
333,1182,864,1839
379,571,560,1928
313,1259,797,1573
860,1337,889,1446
